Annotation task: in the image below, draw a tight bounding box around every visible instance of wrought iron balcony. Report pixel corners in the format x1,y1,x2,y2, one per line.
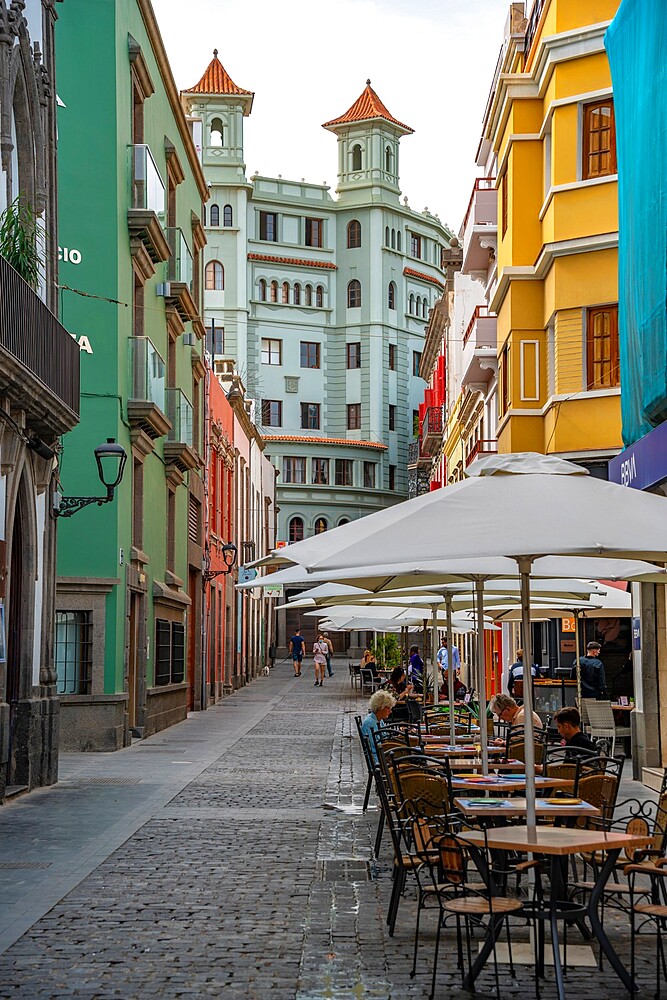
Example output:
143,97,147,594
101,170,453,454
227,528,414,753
0,254,79,435
127,144,170,264
128,337,171,440
420,407,444,456
407,437,431,470
465,438,498,468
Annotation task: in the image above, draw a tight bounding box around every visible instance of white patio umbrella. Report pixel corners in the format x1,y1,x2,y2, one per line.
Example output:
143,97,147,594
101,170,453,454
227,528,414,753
244,453,667,836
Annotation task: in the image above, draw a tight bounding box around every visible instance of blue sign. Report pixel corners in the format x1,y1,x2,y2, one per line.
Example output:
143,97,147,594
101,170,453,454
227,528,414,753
608,419,667,491
632,616,641,650
238,566,257,584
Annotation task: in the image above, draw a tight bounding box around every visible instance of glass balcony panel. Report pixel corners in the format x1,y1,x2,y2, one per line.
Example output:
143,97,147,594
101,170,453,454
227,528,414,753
165,387,193,447
129,336,165,410
165,227,193,289
130,144,165,217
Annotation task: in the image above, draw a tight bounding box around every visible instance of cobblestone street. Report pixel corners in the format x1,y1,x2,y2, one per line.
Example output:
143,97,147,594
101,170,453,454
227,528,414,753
0,663,660,999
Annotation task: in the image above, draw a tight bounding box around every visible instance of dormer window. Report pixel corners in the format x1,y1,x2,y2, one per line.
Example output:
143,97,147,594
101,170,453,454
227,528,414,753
352,144,362,171
210,117,224,147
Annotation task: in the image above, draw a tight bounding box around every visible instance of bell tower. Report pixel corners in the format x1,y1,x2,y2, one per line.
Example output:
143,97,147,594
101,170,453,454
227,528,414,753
181,50,254,184
322,81,413,204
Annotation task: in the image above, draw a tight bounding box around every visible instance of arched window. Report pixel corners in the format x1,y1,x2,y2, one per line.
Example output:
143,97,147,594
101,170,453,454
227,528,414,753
385,145,393,173
422,297,428,318
305,284,313,306
282,281,289,304
388,281,396,310
270,280,278,303
210,204,220,227
210,117,223,147
391,229,396,249
347,220,361,249
347,279,361,308
314,517,328,535
409,293,414,314
205,260,224,291
223,204,233,226
293,282,301,305
258,278,267,301
288,517,304,543
315,285,324,308
385,225,390,246
338,518,350,527
416,296,421,316
352,143,362,171
397,231,402,252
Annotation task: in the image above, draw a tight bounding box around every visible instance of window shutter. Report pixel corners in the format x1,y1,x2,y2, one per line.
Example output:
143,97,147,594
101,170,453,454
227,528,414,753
188,495,200,544
171,622,185,683
155,619,171,685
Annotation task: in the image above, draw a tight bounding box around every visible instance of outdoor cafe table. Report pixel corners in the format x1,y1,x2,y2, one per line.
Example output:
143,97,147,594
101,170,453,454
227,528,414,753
424,744,505,758
450,775,574,794
459,826,652,999
448,759,527,772
454,796,601,820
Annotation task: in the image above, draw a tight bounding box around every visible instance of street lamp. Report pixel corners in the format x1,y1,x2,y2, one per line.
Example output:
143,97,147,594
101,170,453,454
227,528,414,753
54,438,127,518
203,542,238,581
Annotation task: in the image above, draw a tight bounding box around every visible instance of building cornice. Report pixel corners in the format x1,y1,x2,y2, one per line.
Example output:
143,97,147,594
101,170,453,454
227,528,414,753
263,435,387,451
136,0,209,201
403,267,445,290
248,252,337,271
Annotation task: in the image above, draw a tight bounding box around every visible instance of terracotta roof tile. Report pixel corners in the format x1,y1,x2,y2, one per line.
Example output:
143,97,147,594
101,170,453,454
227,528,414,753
403,267,445,290
248,253,337,270
263,435,387,451
183,50,253,96
322,81,413,133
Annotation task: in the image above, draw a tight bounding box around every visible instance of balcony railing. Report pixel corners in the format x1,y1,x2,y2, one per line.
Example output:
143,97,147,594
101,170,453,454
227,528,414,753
165,227,193,290
165,387,193,447
129,336,165,410
421,407,444,456
465,438,498,467
130,144,165,216
0,253,79,419
462,177,496,230
524,0,546,58
463,305,495,347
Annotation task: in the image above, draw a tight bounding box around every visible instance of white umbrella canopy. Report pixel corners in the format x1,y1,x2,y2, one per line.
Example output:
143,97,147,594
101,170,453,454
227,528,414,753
277,453,667,572
273,582,371,612
236,555,667,592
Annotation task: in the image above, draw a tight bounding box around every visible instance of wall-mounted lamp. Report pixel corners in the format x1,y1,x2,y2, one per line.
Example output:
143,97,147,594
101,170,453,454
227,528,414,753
54,438,127,518
203,542,238,581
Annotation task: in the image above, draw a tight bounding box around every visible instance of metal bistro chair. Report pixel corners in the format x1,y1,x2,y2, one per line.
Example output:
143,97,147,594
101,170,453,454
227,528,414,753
626,861,667,998
360,666,383,695
354,714,376,813
583,700,631,758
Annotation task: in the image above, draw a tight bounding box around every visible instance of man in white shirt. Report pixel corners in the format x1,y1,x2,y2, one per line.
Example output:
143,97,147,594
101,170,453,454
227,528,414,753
489,693,543,731
437,637,460,672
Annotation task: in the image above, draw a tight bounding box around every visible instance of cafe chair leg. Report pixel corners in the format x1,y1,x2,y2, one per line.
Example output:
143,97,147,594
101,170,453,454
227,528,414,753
362,772,373,812
374,811,385,858
428,911,444,1000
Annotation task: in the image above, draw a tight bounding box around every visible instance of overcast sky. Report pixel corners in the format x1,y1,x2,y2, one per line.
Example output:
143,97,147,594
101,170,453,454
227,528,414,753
154,0,513,230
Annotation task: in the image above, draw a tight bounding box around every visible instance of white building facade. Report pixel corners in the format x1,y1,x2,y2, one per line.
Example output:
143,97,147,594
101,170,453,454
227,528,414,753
182,55,452,542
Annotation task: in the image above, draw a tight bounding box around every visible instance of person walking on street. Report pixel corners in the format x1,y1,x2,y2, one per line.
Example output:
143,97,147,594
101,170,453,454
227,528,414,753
575,641,607,700
437,636,460,674
322,632,334,677
408,645,424,693
313,634,329,687
289,630,305,677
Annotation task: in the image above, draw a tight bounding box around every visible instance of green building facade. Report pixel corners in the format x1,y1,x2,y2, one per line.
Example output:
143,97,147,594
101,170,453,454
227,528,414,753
55,0,208,750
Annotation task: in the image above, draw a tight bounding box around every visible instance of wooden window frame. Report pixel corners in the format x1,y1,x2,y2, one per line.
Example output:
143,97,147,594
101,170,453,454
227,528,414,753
347,220,361,249
388,344,396,371
300,402,321,430
261,399,282,427
312,458,329,485
388,404,396,431
283,457,306,485
363,461,376,489
261,338,282,365
347,279,361,308
300,341,320,369
335,459,354,487
410,233,421,259
288,517,304,542
583,100,617,181
305,217,324,248
346,342,361,369
259,211,277,241
586,305,619,390
347,403,361,430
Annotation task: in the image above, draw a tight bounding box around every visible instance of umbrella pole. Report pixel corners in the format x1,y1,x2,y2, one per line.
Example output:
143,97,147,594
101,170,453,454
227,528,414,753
431,606,439,706
446,592,455,747
518,559,537,838
575,611,582,711
475,579,489,776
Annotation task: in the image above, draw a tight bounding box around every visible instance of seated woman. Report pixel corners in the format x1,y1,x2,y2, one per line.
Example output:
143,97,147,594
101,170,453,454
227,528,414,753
440,668,466,701
360,648,380,678
386,665,413,703
360,689,396,762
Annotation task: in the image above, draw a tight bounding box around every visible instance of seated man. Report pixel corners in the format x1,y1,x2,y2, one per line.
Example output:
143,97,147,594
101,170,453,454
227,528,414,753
489,693,543,740
360,690,396,762
553,706,597,756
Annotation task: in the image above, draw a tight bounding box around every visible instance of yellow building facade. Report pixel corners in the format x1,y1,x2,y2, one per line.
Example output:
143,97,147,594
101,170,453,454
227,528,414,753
488,0,622,469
